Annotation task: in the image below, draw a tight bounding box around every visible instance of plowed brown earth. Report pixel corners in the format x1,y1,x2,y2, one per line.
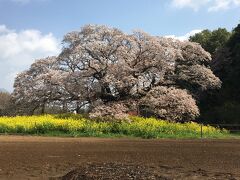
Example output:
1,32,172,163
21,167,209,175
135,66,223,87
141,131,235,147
0,136,239,180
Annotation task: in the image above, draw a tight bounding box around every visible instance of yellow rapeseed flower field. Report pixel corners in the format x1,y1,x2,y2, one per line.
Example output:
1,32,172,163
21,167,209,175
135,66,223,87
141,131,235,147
0,115,228,138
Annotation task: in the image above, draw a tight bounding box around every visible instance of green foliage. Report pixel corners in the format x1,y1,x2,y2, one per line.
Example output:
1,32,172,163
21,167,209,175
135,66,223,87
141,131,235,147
0,115,228,139
198,23,240,124
201,102,240,124
189,28,231,55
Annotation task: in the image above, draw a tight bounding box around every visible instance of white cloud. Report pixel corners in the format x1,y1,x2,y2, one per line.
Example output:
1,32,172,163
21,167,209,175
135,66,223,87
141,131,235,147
207,0,240,11
0,25,13,34
0,25,60,91
170,0,240,12
165,29,202,41
171,0,210,11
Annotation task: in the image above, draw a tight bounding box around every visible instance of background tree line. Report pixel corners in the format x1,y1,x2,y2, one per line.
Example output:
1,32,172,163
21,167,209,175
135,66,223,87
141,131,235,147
189,23,240,124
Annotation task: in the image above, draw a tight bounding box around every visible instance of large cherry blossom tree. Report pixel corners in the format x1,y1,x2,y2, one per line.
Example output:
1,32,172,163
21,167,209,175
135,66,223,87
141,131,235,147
13,25,221,121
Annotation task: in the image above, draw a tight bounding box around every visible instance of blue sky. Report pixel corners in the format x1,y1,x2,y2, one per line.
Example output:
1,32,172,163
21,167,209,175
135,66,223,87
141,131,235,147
0,0,240,91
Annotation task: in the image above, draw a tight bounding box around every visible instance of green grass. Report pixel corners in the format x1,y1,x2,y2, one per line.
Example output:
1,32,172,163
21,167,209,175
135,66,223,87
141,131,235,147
0,114,230,139
227,132,240,138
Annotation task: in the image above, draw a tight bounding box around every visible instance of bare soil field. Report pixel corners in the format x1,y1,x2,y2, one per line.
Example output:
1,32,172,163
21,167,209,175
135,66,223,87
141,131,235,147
0,136,239,180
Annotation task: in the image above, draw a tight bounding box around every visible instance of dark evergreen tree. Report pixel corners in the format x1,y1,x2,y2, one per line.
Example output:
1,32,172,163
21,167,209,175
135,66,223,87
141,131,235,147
199,24,240,124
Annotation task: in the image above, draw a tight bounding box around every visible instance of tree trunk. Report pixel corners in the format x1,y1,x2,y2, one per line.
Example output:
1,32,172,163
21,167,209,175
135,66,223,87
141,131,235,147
30,105,39,115
41,104,45,114
62,101,67,113
76,102,80,114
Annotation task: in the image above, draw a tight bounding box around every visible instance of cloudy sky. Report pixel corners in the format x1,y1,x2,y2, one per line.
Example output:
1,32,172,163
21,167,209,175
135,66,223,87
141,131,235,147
0,0,239,91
